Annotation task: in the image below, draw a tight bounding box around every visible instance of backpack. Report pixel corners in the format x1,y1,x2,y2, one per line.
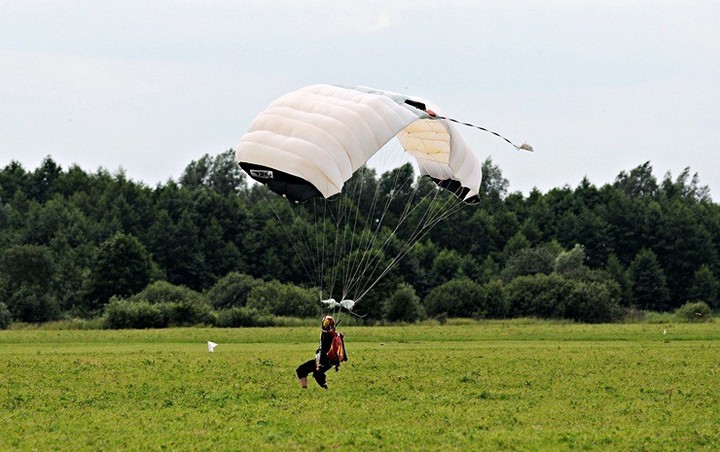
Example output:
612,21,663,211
327,331,347,364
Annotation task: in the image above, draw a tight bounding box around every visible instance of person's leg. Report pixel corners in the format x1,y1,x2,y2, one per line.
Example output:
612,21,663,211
312,366,329,389
296,359,315,389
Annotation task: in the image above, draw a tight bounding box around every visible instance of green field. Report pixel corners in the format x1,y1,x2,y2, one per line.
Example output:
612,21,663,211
2,322,719,450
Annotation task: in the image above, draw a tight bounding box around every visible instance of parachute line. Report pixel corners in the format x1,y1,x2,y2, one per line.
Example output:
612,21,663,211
252,148,470,318
353,184,465,304
433,115,534,152
260,190,318,288
344,164,409,298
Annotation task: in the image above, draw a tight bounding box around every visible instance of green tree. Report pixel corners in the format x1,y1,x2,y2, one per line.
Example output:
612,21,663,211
104,299,170,329
479,157,509,201
505,273,571,319
429,249,467,286
687,265,719,309
127,280,202,304
246,280,320,318
0,244,61,322
330,247,400,321
661,167,711,202
207,272,263,309
477,255,501,285
160,211,207,289
383,283,424,322
127,280,211,326
424,278,485,318
653,200,717,305
0,161,30,201
377,163,416,225
629,249,670,311
613,162,658,198
88,232,155,312
554,244,586,275
0,301,9,329
483,279,510,319
564,279,621,323
201,218,243,285
4,286,60,323
605,254,633,306
342,165,379,220
180,149,246,195
502,242,561,280
573,206,610,268
0,244,54,289
29,156,62,203
500,232,531,265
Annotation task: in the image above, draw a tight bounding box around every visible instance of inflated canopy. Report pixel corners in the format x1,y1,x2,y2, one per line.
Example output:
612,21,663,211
235,84,482,204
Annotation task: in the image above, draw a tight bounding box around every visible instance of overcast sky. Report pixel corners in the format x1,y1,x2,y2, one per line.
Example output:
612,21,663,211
2,1,719,198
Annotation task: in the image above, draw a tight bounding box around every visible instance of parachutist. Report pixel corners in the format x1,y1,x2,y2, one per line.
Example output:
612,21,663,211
296,315,347,389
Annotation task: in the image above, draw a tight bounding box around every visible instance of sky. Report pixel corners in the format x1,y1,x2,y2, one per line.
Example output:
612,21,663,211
2,1,719,198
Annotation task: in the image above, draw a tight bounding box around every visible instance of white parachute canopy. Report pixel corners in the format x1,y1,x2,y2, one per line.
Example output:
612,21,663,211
236,84,483,204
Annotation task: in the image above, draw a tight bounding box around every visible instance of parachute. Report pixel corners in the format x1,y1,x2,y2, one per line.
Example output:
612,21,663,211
235,84,517,317
236,84,482,205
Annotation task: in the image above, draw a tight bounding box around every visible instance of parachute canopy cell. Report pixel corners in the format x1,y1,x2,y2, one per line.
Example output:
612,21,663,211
235,84,482,204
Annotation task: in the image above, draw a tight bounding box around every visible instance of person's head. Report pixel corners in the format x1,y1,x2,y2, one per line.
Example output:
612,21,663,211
321,315,335,332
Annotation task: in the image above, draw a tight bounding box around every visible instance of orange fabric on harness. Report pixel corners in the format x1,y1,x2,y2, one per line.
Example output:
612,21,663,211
327,332,347,363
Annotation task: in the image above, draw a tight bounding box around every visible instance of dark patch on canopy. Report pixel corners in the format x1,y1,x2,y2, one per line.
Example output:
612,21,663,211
239,162,323,203
428,177,479,205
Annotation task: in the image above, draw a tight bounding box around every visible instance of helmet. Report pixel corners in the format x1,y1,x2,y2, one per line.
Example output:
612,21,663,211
321,315,335,331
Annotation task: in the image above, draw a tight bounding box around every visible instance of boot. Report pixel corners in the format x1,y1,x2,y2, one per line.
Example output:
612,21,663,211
298,376,308,389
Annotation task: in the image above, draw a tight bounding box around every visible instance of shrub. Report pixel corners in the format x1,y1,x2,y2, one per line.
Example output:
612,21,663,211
564,280,621,323
505,273,621,323
206,272,262,309
246,281,320,317
424,278,485,318
104,299,169,329
123,281,213,326
505,274,571,319
383,283,425,323
165,300,215,326
4,286,61,324
0,301,10,329
554,244,586,275
483,280,510,319
129,280,203,304
502,244,560,280
216,307,273,327
675,301,712,322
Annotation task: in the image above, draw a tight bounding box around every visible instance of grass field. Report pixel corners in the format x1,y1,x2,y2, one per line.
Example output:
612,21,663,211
1,321,719,450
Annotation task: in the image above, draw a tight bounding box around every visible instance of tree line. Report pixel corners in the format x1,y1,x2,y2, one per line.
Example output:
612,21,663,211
1,151,718,328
